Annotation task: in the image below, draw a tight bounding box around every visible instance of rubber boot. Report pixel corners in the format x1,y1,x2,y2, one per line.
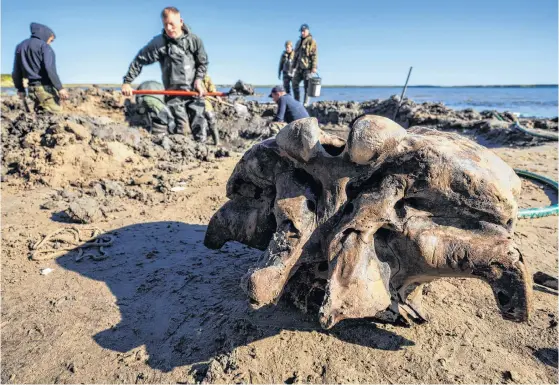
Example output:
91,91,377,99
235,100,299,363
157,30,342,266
210,124,220,145
206,111,220,145
304,94,310,107
151,121,168,136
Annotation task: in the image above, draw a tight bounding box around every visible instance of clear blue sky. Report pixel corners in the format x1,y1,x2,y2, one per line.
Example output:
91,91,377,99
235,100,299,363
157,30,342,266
1,0,557,85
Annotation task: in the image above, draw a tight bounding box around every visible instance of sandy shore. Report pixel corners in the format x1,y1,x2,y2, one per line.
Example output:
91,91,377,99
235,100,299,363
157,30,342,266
1,89,557,383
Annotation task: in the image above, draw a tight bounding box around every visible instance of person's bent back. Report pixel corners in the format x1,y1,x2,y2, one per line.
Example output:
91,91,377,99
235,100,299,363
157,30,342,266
269,85,309,124
12,22,68,113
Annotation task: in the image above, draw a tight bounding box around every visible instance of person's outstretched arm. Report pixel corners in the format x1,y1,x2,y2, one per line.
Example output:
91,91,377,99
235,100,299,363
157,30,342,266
273,97,287,122
122,37,164,95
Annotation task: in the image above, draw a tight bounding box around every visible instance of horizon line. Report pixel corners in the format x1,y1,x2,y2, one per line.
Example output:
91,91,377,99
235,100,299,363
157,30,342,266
57,83,559,88
1,81,557,89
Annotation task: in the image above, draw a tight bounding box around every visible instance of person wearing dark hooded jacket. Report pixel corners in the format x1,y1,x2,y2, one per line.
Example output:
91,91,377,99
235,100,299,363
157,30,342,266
12,23,68,113
121,7,210,141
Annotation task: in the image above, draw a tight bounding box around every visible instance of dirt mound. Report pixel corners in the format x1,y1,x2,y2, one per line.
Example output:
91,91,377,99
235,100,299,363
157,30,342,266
1,90,232,188
3,87,556,190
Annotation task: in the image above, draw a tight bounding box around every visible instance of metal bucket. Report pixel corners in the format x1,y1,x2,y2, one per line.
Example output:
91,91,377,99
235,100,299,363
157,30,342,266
308,75,321,97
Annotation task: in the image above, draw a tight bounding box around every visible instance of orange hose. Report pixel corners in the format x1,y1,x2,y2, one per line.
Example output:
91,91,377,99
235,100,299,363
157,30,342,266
132,90,228,97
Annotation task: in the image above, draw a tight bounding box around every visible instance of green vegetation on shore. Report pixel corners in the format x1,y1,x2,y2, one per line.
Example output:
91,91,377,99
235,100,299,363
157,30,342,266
1,74,14,87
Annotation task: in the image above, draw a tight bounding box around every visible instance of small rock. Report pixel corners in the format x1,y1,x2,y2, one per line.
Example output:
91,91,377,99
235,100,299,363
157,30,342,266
102,180,126,197
91,183,106,198
422,284,432,295
132,174,154,186
215,148,230,158
22,131,42,148
145,251,158,259
40,200,61,210
65,121,91,142
170,182,187,192
66,197,103,224
161,136,172,151
60,189,77,201
40,268,54,275
503,370,521,383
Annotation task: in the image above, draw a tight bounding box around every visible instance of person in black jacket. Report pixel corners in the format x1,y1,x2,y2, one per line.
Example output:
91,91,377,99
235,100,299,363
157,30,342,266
12,23,69,113
121,6,210,141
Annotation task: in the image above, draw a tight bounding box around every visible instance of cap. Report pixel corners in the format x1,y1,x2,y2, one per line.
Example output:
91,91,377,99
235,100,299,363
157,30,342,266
268,85,285,97
299,24,309,32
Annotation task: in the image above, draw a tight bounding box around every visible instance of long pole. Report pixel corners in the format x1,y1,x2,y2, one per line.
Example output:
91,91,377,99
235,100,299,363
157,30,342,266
132,90,228,97
393,66,413,120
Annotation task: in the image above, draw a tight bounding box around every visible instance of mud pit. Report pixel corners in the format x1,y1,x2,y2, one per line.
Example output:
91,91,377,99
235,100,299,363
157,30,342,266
1,88,557,383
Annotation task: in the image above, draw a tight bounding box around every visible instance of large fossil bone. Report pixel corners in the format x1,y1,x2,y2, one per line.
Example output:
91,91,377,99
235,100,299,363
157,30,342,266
204,116,532,329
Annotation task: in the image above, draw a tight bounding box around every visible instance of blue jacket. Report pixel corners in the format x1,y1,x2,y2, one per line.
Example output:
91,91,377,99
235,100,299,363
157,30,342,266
273,94,309,123
12,23,63,92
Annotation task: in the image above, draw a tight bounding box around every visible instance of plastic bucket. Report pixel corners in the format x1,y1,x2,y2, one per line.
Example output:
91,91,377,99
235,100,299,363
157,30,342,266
308,75,321,97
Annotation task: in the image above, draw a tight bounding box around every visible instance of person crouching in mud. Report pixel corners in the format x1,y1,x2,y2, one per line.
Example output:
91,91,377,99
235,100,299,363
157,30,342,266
268,85,309,134
134,81,176,135
121,6,210,142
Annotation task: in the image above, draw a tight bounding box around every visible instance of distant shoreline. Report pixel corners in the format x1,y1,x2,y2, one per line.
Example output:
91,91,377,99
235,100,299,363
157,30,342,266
53,83,559,89
1,84,558,90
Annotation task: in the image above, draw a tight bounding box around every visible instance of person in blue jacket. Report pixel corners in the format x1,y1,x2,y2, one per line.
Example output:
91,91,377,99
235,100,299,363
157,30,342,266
269,85,309,124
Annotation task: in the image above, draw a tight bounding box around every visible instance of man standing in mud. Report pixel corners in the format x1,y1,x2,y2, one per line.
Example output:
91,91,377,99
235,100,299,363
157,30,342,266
12,23,69,113
278,40,295,95
121,7,209,141
292,24,318,107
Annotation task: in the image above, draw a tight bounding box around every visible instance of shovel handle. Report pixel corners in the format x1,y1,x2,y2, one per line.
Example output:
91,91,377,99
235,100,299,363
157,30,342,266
132,90,228,97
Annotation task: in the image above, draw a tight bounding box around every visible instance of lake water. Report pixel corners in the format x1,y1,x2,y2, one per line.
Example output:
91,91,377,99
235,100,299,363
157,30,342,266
3,85,557,118
240,86,558,118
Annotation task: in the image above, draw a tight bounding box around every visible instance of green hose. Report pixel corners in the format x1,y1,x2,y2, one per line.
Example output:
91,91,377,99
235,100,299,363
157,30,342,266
515,169,559,218
512,122,559,141
494,113,558,141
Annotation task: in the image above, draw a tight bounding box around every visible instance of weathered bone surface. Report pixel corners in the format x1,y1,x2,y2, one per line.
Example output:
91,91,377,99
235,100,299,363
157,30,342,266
204,115,533,329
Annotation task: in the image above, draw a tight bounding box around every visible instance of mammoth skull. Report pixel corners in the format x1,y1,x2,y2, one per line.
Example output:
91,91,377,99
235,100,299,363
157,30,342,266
204,116,532,329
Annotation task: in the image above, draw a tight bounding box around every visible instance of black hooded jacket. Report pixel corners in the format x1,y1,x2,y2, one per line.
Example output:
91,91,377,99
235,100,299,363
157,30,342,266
12,23,63,92
123,24,208,90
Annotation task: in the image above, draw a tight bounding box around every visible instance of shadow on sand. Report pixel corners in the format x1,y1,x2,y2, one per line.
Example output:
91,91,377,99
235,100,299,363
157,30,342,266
56,221,414,372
